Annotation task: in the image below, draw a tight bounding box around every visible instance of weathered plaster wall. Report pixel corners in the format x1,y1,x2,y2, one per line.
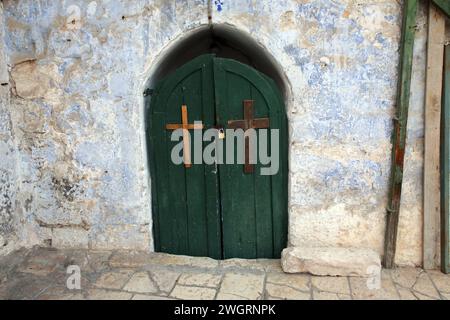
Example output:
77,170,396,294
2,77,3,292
1,0,426,265
0,1,18,253
3,0,210,251
214,0,425,266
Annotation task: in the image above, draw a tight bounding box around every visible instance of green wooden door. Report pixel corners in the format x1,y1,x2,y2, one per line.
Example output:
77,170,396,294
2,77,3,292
147,54,288,259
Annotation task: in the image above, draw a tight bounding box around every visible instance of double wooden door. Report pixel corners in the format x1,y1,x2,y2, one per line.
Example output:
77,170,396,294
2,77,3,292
147,54,287,259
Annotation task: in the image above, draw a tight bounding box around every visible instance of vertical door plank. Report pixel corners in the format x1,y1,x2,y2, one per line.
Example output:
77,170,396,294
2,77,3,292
268,77,289,258
424,3,445,270
251,86,274,258
182,71,209,256
218,67,258,259
201,57,222,259
146,89,160,251
152,111,173,252
442,45,450,274
166,89,189,255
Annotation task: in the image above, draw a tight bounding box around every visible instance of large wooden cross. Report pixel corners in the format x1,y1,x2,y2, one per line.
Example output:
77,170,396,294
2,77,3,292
228,100,270,174
166,105,204,168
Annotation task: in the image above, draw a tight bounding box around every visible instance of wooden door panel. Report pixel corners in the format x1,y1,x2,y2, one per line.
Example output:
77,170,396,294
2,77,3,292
214,58,288,259
149,55,221,258
148,55,287,259
216,69,258,259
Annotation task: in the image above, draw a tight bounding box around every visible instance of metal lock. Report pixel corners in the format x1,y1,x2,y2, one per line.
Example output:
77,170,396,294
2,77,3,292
218,128,225,139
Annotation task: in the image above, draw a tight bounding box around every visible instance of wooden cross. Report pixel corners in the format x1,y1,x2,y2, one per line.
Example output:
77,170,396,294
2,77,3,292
166,105,204,168
228,100,270,174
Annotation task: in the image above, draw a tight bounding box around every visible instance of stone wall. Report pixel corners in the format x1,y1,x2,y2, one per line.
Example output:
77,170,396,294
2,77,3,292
214,0,426,266
0,0,427,266
0,1,18,253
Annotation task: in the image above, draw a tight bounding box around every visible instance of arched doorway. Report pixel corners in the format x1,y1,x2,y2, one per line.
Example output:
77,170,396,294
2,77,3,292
144,26,290,260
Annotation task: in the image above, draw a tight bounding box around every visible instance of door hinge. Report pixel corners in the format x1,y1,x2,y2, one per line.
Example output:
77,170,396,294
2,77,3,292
143,88,153,97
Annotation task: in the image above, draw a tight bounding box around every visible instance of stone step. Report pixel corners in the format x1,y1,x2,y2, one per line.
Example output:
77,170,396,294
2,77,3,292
281,246,381,277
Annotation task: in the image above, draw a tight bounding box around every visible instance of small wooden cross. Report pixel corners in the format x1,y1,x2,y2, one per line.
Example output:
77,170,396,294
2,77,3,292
228,100,270,174
166,105,204,168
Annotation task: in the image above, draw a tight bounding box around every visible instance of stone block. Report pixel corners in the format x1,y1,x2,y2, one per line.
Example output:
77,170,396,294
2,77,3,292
281,246,381,277
52,228,89,249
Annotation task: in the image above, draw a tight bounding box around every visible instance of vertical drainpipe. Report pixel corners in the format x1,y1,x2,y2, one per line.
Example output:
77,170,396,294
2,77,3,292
383,0,418,269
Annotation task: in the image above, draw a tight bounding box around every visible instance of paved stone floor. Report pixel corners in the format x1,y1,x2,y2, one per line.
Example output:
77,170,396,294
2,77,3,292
0,247,449,300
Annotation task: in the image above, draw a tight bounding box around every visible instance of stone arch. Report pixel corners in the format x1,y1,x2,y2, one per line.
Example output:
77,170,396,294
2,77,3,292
144,24,292,101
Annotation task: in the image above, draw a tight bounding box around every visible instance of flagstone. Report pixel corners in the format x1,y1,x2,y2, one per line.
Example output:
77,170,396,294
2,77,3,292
123,272,158,294
37,286,84,300
109,250,153,268
148,269,180,293
390,267,422,288
170,285,216,300
94,270,133,290
1,247,449,300
132,294,175,300
265,283,310,300
178,273,222,288
397,287,417,300
217,273,264,300
313,291,351,300
87,289,132,300
427,270,450,293
311,276,350,294
266,273,309,291
349,271,399,300
412,272,440,299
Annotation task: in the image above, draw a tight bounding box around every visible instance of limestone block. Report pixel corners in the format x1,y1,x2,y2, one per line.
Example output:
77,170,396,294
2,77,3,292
0,61,8,85
52,228,89,249
281,247,381,277
10,61,57,99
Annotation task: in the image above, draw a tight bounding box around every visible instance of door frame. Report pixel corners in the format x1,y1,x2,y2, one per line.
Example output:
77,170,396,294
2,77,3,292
442,44,450,274
146,54,289,259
